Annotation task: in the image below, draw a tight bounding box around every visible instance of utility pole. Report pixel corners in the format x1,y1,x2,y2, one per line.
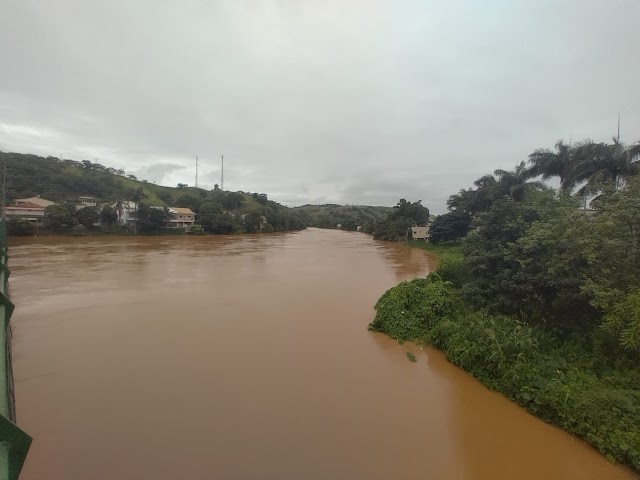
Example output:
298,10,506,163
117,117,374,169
195,156,199,188
1,159,6,219
221,155,224,191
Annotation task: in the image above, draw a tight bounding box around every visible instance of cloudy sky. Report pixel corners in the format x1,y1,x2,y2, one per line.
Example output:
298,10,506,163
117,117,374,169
1,1,638,212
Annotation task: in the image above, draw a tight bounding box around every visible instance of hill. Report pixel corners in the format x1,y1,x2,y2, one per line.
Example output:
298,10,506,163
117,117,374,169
292,204,392,231
1,151,305,233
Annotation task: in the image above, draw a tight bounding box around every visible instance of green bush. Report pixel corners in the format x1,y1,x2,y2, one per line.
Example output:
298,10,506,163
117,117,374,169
435,256,470,290
7,218,36,236
370,272,640,473
369,274,459,340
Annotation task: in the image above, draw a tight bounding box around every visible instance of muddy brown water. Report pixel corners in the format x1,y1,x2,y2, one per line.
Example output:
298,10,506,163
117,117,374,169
9,228,638,480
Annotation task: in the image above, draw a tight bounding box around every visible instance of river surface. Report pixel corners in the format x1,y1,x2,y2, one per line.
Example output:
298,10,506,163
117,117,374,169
9,229,638,480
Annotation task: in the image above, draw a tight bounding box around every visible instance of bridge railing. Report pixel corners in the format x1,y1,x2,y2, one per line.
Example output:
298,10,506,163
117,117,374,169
0,218,32,479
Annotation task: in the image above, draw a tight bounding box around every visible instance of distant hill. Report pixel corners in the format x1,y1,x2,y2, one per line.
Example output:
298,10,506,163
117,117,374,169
292,204,392,230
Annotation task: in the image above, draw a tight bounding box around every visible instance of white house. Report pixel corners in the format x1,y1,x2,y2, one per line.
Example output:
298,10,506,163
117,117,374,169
112,201,138,227
411,226,430,240
76,196,96,209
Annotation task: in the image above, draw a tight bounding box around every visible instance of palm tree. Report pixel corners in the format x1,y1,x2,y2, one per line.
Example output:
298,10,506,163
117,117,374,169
494,162,545,201
527,140,574,188
564,139,640,195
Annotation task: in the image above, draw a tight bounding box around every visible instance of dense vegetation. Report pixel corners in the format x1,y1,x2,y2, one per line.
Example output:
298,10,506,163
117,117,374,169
292,204,391,231
2,152,305,235
370,137,640,473
362,199,430,241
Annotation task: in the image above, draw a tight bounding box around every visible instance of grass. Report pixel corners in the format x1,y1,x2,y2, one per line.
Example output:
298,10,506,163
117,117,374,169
406,240,463,262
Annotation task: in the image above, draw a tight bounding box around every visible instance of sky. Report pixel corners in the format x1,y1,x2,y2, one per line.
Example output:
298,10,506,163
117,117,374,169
1,1,638,213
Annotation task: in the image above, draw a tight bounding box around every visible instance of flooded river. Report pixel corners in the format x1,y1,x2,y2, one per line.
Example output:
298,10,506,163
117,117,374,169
9,229,637,480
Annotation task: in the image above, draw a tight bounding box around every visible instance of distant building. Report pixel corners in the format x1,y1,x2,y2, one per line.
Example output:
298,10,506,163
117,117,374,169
411,226,429,241
167,207,195,229
76,196,96,209
4,196,56,226
111,201,138,227
14,196,55,208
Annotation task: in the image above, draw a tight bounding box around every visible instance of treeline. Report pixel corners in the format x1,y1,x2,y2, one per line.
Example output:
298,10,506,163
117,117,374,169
293,204,391,231
370,137,640,472
362,199,429,241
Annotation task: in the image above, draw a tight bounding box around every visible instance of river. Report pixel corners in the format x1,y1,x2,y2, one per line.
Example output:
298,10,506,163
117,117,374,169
9,228,637,480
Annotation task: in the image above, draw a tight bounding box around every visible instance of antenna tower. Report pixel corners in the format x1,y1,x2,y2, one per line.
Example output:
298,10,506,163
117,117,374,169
195,156,198,188
221,155,224,191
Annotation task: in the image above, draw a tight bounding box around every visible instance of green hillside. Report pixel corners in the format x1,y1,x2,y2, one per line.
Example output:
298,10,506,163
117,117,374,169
1,151,305,233
292,204,392,230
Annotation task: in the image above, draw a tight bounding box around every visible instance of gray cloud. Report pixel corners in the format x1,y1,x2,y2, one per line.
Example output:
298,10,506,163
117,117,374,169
1,0,639,213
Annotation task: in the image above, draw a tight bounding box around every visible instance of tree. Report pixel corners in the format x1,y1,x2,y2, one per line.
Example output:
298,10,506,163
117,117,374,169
44,204,74,232
222,192,245,210
391,199,430,225
136,205,167,233
243,212,263,233
198,201,223,231
428,210,472,244
564,139,640,195
157,191,173,205
100,205,118,226
6,218,36,236
76,206,100,227
174,194,201,213
527,140,574,187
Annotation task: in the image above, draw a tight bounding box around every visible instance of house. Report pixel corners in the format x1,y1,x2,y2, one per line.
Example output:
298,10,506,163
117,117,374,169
167,207,195,230
4,196,56,226
112,201,138,227
14,196,55,208
76,196,96,209
411,226,430,241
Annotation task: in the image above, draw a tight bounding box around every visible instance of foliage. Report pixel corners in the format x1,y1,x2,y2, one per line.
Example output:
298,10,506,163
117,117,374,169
369,274,459,340
428,210,471,244
365,199,430,242
44,204,75,232
6,218,36,236
370,272,640,472
136,205,167,233
76,206,100,227
527,138,640,195
100,205,118,226
406,352,417,362
293,204,391,230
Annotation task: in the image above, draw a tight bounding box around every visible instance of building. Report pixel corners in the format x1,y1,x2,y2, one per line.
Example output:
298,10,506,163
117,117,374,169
4,196,56,226
167,207,195,229
14,196,55,208
112,201,138,227
411,226,430,241
76,196,96,209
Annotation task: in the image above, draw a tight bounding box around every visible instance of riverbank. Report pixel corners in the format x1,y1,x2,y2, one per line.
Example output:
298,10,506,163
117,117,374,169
370,245,640,475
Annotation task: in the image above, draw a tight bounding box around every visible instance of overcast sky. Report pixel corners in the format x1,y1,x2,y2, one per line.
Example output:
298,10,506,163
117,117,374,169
1,1,638,212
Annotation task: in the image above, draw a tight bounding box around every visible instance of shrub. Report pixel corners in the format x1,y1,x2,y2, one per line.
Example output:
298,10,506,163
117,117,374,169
369,273,459,340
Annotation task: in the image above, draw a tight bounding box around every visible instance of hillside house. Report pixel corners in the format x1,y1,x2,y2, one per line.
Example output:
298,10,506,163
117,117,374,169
112,201,138,227
4,196,56,226
76,196,96,209
167,207,195,229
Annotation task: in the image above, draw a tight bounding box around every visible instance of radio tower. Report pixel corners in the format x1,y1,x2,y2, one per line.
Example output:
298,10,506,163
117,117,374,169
221,155,224,191
195,156,199,188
